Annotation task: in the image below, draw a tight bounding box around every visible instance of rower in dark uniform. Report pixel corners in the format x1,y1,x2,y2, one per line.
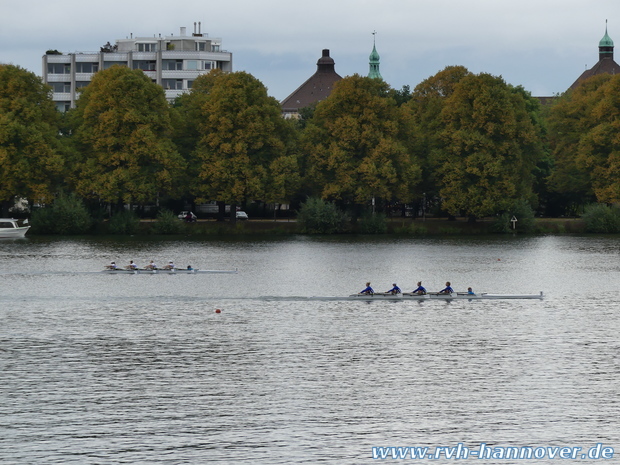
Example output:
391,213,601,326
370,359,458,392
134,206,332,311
438,281,454,294
360,282,374,295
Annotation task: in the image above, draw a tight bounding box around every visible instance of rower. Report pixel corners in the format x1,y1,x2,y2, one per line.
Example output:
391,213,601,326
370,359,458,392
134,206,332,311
438,281,454,294
467,287,475,295
163,261,175,270
360,282,374,295
125,260,138,270
412,281,426,295
386,283,401,295
145,260,157,270
105,261,118,270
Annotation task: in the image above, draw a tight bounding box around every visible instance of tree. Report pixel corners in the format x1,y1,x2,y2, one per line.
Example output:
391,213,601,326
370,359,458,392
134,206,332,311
0,64,64,213
302,74,421,208
546,75,611,211
188,70,295,216
548,74,620,205
431,73,544,218
69,66,186,207
403,66,473,213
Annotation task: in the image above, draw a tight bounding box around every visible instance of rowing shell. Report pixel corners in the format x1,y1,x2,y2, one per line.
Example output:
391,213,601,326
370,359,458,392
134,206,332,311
102,268,238,274
348,291,544,300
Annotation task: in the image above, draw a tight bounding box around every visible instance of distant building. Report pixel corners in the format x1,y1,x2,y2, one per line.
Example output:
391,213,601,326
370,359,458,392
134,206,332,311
280,49,342,119
42,23,233,112
368,33,382,79
570,23,620,90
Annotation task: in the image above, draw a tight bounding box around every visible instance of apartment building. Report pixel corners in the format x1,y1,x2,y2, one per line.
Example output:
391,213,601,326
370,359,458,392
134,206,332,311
43,23,233,111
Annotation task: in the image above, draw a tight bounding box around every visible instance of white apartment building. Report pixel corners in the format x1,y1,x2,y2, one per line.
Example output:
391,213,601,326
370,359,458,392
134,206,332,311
42,23,233,111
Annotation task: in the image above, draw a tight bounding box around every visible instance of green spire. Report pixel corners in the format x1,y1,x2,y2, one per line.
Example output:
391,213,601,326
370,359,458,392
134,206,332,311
600,21,614,48
368,31,382,79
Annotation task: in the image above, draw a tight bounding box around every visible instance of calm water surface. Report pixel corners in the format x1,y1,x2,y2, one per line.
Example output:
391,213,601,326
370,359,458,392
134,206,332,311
1,235,619,464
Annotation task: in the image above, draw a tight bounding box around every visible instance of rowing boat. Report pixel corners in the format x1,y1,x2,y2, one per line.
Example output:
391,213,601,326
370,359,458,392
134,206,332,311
102,268,237,274
348,291,544,300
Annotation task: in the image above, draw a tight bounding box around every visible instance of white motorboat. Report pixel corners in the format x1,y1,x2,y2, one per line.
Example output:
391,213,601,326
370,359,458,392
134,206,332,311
348,291,544,300
102,268,238,274
0,218,30,238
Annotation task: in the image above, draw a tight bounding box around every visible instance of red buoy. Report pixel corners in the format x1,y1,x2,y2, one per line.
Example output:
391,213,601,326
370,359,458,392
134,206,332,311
215,308,221,313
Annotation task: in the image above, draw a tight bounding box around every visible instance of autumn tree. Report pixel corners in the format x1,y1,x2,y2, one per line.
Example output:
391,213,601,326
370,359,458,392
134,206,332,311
431,73,544,218
0,64,64,214
403,66,472,213
186,70,296,217
547,74,620,206
68,66,186,208
302,74,421,209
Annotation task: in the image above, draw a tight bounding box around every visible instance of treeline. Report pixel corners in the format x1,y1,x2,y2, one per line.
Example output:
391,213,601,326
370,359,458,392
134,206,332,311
1,63,619,226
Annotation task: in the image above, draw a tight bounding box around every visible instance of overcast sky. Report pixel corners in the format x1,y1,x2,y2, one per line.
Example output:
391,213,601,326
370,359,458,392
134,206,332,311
1,0,619,101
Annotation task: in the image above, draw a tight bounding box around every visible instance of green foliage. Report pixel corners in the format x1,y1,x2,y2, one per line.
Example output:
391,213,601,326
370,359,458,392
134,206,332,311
491,199,536,233
107,210,140,235
302,74,421,206
432,73,544,218
69,65,186,206
151,209,184,234
393,223,429,235
185,70,295,206
357,212,388,234
30,193,92,234
581,203,620,233
296,197,349,234
547,74,620,206
0,64,65,205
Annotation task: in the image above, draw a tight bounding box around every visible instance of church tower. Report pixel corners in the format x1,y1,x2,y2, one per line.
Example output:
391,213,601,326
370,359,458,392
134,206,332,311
368,32,382,79
570,21,620,90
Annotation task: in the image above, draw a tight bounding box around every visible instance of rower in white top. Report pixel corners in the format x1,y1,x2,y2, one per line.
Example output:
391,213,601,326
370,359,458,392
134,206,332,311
163,261,175,270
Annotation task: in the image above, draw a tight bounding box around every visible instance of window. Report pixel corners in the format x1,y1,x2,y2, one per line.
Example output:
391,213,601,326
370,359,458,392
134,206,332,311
47,63,70,74
51,82,71,93
75,62,98,73
76,81,90,90
162,79,183,90
196,42,207,51
212,44,220,52
186,60,198,71
162,60,183,70
137,43,156,52
187,80,194,89
133,61,156,71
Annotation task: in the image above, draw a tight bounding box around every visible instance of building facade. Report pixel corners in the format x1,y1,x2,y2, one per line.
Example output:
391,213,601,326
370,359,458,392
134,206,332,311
43,24,232,111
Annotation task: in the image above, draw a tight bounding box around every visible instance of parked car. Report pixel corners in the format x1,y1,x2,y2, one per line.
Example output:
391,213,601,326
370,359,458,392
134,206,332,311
236,211,249,220
178,211,197,222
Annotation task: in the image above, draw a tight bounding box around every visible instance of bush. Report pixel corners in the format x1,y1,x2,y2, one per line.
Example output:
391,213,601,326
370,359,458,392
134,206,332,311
582,204,620,233
491,199,536,233
107,210,140,235
30,193,92,234
151,209,184,234
296,197,349,234
358,212,387,234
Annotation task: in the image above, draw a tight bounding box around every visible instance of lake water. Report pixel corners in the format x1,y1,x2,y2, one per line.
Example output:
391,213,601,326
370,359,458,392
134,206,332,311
1,234,619,464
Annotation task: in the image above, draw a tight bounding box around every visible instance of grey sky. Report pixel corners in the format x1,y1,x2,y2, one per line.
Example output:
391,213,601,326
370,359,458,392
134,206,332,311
1,0,619,101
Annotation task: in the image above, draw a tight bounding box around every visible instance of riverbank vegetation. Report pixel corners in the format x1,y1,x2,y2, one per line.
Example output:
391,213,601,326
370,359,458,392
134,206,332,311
1,63,619,234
